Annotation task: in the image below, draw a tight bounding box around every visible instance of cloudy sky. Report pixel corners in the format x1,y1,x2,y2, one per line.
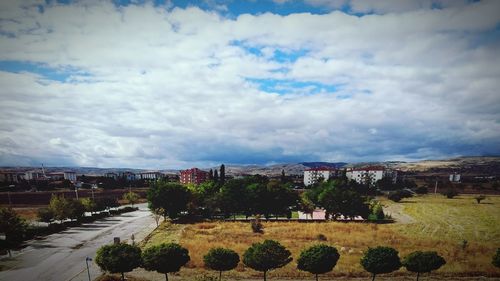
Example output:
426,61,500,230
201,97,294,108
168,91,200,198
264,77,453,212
0,0,499,169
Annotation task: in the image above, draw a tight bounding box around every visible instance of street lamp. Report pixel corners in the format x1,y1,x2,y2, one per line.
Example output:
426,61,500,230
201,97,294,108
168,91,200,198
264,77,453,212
85,256,92,281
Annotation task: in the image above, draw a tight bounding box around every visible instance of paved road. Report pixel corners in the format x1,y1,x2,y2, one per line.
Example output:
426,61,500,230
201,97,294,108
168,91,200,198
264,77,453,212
0,204,156,281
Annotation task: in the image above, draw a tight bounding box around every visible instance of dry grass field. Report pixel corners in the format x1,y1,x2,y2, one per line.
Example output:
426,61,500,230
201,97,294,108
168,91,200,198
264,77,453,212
140,194,500,280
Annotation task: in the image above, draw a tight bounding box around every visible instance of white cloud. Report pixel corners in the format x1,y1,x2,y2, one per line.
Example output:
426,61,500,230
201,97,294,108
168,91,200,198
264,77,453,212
0,0,499,168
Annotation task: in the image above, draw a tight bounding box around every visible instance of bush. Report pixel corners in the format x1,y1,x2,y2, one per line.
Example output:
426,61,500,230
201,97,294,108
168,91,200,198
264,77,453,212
442,188,458,199
297,244,340,281
37,208,54,224
415,186,428,194
251,216,263,234
203,247,240,281
475,195,486,204
95,243,142,281
360,246,401,281
493,248,500,268
388,192,402,202
402,251,446,281
243,240,292,281
142,243,190,281
316,234,327,241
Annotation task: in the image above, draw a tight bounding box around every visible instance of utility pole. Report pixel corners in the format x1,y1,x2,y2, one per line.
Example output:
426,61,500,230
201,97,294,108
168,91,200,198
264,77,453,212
85,257,92,281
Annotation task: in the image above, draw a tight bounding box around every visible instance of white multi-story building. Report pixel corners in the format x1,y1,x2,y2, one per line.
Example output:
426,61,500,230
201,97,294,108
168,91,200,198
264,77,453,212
139,171,162,180
47,171,77,182
303,167,338,186
346,166,386,186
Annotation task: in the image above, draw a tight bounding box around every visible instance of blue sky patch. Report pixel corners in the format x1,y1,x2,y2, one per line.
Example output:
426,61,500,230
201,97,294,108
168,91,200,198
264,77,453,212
0,60,90,82
247,78,341,95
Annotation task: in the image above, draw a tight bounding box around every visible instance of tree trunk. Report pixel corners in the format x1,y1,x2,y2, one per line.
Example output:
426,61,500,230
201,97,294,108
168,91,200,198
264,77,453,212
165,273,169,281
121,272,125,281
315,273,319,281
219,270,222,281
371,273,376,281
416,272,420,281
263,271,267,281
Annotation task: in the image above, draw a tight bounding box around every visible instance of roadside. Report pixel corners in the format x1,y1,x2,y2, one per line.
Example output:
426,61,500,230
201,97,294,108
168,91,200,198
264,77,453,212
0,203,156,281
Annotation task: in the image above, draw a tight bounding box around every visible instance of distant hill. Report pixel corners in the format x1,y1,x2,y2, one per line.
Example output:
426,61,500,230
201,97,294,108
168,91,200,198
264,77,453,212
2,156,499,177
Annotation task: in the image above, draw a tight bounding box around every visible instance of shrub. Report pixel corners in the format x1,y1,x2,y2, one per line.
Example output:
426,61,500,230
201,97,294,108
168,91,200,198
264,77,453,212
360,246,401,281
297,244,340,281
251,216,263,233
316,234,327,241
442,188,458,199
142,243,190,281
493,248,500,268
123,191,140,206
243,240,292,281
415,186,428,194
95,243,142,281
475,195,486,204
388,192,402,202
37,208,54,224
402,251,446,281
203,247,240,281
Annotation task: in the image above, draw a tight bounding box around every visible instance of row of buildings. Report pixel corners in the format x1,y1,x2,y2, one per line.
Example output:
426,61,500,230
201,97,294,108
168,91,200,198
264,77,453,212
303,166,399,186
0,170,77,183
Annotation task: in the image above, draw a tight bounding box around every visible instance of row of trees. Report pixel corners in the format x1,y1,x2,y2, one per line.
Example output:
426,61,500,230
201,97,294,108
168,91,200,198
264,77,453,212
147,176,299,220
37,195,120,224
96,240,485,281
147,176,378,221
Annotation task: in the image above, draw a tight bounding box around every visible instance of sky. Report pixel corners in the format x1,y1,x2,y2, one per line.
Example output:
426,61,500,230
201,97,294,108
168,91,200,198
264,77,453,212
0,0,499,169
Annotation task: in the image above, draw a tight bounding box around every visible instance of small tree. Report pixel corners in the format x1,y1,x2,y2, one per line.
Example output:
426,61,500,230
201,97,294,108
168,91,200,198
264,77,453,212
493,248,500,268
442,188,458,199
123,191,140,206
0,207,27,257
360,246,401,281
243,240,292,281
95,243,142,281
297,244,340,281
402,251,446,281
81,198,97,214
475,195,486,204
37,208,54,225
203,247,240,281
142,243,190,281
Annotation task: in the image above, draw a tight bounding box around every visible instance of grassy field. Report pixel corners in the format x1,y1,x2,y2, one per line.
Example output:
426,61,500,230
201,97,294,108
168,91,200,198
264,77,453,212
140,194,500,280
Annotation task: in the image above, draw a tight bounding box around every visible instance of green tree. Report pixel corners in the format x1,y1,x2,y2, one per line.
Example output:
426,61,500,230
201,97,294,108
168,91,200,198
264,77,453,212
402,251,446,281
67,199,86,221
37,208,54,224
493,248,500,268
203,247,240,281
95,243,142,281
243,240,292,281
297,244,340,281
220,164,226,186
475,195,486,204
217,179,251,219
123,191,140,206
298,193,315,219
81,198,96,214
318,186,370,220
0,207,27,257
360,246,401,281
49,195,71,222
142,243,190,281
147,181,191,219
